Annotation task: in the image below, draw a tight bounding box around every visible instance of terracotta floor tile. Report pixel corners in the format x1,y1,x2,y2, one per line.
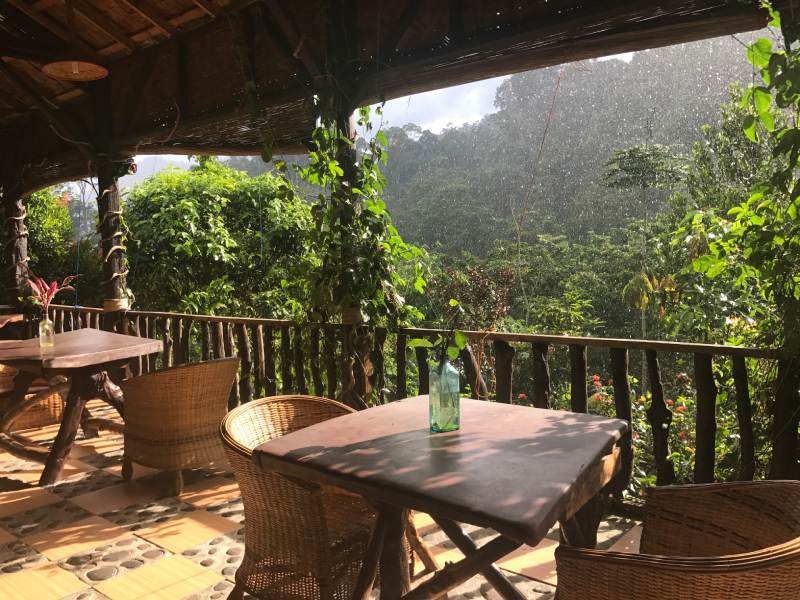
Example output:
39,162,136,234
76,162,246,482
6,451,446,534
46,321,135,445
608,523,641,554
135,510,239,554
95,555,218,600
0,562,87,599
497,537,559,585
71,479,161,514
75,434,124,456
3,457,95,484
0,486,61,518
179,477,240,509
412,511,437,536
22,515,130,560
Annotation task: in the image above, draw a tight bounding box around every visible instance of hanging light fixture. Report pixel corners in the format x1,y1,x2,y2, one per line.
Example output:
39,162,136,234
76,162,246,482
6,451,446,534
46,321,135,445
41,0,108,82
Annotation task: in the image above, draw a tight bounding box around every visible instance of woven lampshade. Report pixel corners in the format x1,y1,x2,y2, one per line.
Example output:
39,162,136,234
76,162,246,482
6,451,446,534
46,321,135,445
41,59,108,82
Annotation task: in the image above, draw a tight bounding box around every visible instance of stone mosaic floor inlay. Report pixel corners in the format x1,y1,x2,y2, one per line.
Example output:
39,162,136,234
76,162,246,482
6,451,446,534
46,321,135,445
0,421,637,599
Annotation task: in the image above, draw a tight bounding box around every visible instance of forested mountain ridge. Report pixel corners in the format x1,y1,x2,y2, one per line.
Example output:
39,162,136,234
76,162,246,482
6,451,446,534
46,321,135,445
379,33,759,255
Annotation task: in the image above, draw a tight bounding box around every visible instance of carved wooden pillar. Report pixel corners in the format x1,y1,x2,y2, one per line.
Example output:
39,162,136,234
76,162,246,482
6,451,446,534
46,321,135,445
1,181,28,309
96,156,132,327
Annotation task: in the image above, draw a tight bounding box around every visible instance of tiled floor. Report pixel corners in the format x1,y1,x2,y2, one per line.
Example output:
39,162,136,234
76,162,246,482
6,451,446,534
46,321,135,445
0,401,638,599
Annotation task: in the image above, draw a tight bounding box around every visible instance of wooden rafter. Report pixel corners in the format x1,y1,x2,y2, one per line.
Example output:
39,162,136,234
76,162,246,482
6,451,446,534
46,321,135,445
6,0,105,62
263,0,322,81
120,0,175,37
192,0,220,18
72,0,136,52
0,59,93,159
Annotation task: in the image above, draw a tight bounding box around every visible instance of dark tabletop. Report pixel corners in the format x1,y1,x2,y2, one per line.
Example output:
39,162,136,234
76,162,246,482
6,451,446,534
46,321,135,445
253,396,628,545
0,328,162,371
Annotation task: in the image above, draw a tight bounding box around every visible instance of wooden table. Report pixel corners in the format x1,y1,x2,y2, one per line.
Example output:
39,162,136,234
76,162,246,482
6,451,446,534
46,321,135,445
253,396,628,599
0,329,162,485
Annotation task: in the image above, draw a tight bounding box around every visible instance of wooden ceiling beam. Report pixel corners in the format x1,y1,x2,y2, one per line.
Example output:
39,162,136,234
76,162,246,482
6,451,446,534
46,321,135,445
0,59,94,159
6,0,105,62
263,0,322,81
72,0,136,52
192,0,220,18
120,0,175,37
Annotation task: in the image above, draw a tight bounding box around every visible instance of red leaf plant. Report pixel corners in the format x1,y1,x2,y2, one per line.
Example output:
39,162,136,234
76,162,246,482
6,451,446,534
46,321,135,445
26,268,76,316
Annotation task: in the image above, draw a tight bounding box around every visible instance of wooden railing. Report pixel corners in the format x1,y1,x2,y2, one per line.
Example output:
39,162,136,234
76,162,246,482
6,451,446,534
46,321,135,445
48,304,797,488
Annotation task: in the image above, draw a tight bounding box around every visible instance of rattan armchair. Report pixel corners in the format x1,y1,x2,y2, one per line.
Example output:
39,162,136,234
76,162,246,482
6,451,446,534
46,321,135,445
121,358,240,494
221,395,379,600
556,481,800,599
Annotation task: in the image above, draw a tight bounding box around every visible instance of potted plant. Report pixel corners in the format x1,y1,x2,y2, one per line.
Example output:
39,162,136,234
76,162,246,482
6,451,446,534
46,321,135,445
26,269,75,347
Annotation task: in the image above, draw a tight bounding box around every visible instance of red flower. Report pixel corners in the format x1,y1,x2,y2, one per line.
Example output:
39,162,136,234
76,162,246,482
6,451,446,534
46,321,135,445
676,405,687,413
592,374,601,382
678,431,687,440
592,393,603,402
666,399,674,407
593,380,602,389
676,372,689,384
517,393,527,401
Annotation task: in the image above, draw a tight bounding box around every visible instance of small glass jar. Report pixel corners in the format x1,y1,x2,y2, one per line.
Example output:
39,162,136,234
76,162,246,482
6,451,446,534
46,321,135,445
39,317,55,348
429,359,460,432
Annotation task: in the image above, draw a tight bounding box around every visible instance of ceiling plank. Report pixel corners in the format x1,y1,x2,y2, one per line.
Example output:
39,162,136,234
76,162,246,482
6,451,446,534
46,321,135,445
72,0,137,51
119,0,176,37
192,0,220,18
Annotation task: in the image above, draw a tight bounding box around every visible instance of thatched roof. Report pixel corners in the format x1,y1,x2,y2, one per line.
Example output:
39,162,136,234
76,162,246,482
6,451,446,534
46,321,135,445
0,0,777,194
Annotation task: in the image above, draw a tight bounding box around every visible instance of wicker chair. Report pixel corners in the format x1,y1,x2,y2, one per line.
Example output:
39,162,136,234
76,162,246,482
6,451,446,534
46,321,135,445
556,481,800,599
221,395,379,600
121,358,240,494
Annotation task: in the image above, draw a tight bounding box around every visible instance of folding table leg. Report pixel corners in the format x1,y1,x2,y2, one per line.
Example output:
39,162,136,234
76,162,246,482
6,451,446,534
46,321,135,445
402,535,522,600
559,493,603,549
39,368,98,485
433,517,527,600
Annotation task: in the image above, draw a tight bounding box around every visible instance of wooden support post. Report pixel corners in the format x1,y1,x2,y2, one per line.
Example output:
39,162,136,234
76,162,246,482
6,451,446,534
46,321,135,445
646,350,675,486
146,317,157,372
693,353,717,483
264,327,277,396
95,156,131,329
732,356,755,480
236,324,253,404
213,321,225,359
416,346,429,395
280,327,292,394
201,321,211,361
171,318,184,364
225,324,240,409
163,318,173,368
569,344,588,413
493,340,515,403
1,182,28,310
396,333,408,401
531,343,551,409
460,344,488,399
371,328,387,404
293,325,307,394
309,327,324,397
324,327,337,399
252,324,265,398
609,347,633,494
770,356,800,480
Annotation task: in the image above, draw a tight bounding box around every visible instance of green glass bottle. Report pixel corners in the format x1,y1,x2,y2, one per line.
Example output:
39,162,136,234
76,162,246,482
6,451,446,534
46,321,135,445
429,359,460,432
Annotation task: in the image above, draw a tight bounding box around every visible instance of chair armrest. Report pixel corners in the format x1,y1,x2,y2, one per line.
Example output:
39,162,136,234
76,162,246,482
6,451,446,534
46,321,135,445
641,481,800,557
555,538,800,600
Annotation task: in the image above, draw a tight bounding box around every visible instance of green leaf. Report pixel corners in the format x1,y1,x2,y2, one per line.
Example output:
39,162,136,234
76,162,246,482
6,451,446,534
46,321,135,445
746,38,772,68
407,338,434,349
758,111,776,132
453,330,468,350
447,345,460,361
753,87,772,113
448,298,460,307
743,115,758,142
